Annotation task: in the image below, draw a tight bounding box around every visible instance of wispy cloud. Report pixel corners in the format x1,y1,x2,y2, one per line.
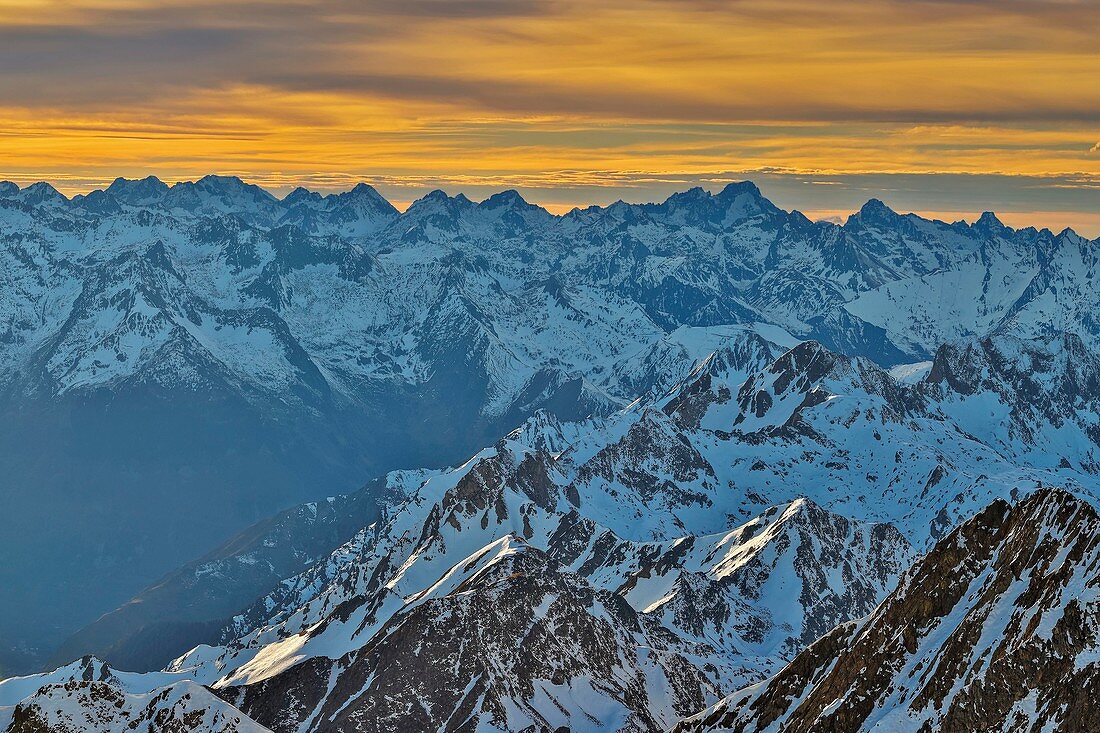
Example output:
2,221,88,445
0,0,1097,226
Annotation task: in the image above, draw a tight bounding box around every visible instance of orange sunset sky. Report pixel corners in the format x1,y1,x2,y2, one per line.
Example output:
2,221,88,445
1,0,1098,233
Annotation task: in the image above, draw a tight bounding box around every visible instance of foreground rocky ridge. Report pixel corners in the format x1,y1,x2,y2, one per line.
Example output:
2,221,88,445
676,488,1100,733
225,537,718,733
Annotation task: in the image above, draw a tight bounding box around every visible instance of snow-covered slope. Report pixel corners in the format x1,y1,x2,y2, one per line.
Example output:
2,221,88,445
225,536,722,733
3,178,1096,404
3,680,267,733
0,656,267,733
182,415,911,697
63,327,1100,684
676,489,1100,733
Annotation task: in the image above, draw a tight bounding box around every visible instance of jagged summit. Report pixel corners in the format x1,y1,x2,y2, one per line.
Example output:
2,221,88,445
404,187,474,212
189,174,278,203
479,188,532,208
656,181,784,227
6,181,68,207
677,488,1100,733
974,209,1010,232
1,175,1087,245
280,185,321,206
717,180,763,197
847,197,902,227
105,175,169,204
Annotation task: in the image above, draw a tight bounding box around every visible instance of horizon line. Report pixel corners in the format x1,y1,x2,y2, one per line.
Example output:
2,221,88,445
2,173,1096,239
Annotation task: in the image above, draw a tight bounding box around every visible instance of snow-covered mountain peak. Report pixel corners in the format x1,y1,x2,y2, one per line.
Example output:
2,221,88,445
402,188,474,218
104,175,169,205
194,174,275,199
333,182,396,214
0,656,117,707
71,188,122,214
713,180,783,221
280,186,322,207
1,678,269,733
479,188,533,209
149,175,282,225
346,181,385,198
844,197,924,234
1055,225,1088,245
656,330,784,428
973,209,1010,234
657,182,783,228
664,186,709,205
273,182,398,237
502,409,579,456
849,197,900,226
11,181,68,208
715,180,763,198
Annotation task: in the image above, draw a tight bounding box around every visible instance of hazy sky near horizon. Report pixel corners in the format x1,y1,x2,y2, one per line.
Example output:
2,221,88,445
2,0,1098,233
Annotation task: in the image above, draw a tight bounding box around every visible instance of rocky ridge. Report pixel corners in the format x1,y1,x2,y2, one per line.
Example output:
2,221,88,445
676,488,1100,733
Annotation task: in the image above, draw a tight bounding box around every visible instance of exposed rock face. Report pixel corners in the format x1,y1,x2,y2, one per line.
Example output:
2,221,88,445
224,538,717,733
6,330,1100,730
113,391,909,732
183,425,911,716
923,333,1100,472
207,492,909,733
547,498,913,683
676,489,1100,733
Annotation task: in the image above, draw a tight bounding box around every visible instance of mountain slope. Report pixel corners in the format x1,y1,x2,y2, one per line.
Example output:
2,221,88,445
0,656,268,733
7,325,1100,730
3,679,267,733
223,537,719,733
675,489,1100,733
49,470,423,672
179,415,910,699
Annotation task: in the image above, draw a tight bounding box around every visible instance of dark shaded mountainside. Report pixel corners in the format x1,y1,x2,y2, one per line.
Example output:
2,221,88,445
676,488,1100,733
48,475,407,672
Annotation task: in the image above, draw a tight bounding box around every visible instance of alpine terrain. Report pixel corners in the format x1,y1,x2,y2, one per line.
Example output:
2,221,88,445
2,177,1099,732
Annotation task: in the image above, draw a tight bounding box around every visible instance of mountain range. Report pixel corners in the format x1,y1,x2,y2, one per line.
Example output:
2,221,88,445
1,175,1099,731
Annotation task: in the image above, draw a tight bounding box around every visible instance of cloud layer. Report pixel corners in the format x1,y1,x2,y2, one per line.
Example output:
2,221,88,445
1,0,1098,231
